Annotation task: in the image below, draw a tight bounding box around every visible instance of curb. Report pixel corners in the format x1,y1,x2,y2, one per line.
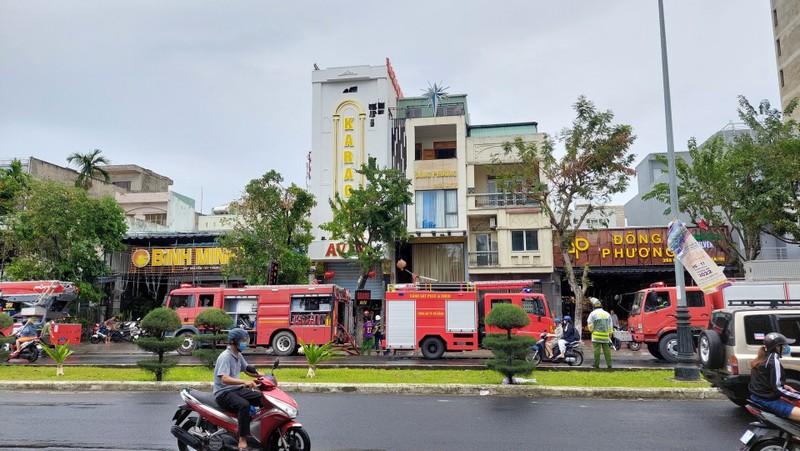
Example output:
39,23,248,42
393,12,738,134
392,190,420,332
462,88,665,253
0,381,725,400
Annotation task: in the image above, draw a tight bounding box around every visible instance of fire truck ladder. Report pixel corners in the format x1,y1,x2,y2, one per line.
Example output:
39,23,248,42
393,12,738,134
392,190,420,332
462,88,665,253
331,323,360,356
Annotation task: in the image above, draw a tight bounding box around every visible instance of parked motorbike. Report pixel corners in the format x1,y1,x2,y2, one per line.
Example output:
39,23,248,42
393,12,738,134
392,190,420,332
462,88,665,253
529,333,584,366
171,359,310,451
740,401,800,450
89,323,107,344
3,337,42,363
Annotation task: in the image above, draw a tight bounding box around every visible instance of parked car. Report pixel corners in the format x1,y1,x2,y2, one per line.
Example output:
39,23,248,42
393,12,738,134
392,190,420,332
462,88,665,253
699,306,800,407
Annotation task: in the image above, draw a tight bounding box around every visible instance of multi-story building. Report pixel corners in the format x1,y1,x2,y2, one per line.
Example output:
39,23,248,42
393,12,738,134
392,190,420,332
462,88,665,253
771,0,800,121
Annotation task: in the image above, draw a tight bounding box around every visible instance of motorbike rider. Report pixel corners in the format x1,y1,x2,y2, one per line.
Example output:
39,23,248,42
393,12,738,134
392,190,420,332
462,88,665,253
214,328,263,451
557,316,580,359
544,317,562,359
12,317,37,353
749,332,800,421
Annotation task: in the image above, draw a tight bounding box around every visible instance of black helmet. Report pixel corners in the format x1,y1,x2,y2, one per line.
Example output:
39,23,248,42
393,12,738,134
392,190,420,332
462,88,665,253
228,328,248,344
764,332,795,352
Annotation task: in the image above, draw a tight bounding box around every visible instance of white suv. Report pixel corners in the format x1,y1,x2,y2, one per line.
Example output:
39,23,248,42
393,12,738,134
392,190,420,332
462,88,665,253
700,307,800,406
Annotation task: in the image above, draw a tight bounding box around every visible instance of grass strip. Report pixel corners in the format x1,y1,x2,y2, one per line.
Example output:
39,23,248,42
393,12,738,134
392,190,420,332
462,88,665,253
0,366,710,388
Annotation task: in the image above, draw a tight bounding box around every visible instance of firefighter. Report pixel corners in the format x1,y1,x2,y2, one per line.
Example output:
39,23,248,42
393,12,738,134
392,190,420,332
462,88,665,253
587,298,613,369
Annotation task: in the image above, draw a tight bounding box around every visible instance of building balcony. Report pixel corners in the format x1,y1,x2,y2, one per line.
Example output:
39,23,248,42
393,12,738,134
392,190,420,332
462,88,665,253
389,102,466,120
468,192,541,210
468,251,500,267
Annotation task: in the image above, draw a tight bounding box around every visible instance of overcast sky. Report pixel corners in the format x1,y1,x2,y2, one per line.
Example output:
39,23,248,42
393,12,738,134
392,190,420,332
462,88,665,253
0,1,779,213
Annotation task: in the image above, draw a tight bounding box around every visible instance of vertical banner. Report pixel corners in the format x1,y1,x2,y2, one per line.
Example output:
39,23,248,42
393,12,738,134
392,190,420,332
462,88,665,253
667,220,731,293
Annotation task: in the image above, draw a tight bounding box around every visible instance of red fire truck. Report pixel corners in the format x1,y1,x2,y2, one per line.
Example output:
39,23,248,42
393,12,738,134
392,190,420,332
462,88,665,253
384,282,555,359
0,280,80,338
165,284,352,356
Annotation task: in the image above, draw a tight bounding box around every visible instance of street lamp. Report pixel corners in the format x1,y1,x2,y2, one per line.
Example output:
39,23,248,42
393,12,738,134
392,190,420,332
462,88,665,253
658,0,699,380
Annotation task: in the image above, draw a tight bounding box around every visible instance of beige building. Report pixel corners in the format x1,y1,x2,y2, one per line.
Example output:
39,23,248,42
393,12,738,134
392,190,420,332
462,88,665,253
771,0,800,120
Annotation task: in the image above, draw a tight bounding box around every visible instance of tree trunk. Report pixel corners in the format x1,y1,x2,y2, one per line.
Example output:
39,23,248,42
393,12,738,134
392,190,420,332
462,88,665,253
353,273,367,351
56,365,64,376
561,249,587,338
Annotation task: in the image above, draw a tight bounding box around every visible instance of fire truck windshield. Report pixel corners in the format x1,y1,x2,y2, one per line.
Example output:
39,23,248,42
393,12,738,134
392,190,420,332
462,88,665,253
630,292,645,316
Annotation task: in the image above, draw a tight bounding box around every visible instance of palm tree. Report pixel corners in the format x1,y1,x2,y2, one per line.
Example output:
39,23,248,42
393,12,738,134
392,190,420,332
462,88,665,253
66,149,111,189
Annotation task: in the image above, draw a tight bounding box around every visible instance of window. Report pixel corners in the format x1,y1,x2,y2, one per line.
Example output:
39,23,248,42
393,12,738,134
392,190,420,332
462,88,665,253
781,70,785,88
777,39,782,57
491,299,511,309
433,141,456,159
522,297,545,316
644,291,670,312
777,316,800,342
198,294,215,308
686,291,705,308
511,230,539,251
415,143,422,161
169,294,195,309
415,190,458,228
145,213,167,225
773,8,778,28
744,315,773,346
113,180,132,190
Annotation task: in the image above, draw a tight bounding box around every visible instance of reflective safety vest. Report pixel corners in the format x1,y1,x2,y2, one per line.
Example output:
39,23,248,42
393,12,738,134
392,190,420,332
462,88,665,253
588,308,612,343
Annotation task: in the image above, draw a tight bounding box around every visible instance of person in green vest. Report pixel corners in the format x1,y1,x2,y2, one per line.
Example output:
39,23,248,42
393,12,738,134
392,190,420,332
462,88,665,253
587,298,613,369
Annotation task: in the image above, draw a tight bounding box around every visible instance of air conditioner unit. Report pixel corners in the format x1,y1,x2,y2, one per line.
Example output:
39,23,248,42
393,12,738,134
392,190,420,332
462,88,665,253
489,217,497,229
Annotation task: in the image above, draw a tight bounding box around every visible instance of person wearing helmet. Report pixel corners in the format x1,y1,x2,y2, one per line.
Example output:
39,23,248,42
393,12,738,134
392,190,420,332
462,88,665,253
213,328,263,450
587,297,613,369
557,316,580,359
749,332,800,420
544,317,563,359
373,314,384,353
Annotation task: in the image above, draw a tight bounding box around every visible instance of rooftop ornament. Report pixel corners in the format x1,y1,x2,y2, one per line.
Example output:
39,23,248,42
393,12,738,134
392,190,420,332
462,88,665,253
422,81,449,117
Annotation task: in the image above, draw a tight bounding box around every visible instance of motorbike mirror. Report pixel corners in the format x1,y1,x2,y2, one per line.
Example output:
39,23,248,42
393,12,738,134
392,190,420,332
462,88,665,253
272,359,280,372
613,294,620,301
245,364,257,374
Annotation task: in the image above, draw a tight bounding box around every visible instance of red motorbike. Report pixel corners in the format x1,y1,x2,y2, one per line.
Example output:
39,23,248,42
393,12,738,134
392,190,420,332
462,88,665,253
171,360,310,451
4,337,42,362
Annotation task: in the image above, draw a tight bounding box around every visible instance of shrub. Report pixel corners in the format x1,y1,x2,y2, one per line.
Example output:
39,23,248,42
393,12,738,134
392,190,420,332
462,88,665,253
484,304,535,384
299,341,339,378
136,308,182,381
0,313,13,363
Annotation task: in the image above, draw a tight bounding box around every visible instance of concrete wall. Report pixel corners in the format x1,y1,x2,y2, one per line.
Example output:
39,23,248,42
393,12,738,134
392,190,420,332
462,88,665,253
773,0,800,121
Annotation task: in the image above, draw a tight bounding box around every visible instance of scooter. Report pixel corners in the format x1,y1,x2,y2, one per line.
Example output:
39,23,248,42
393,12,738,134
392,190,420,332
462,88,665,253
740,401,800,450
89,323,107,344
4,337,42,362
529,333,584,366
171,359,310,451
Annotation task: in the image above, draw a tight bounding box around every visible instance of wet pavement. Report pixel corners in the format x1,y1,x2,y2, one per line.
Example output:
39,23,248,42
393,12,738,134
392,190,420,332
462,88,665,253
26,340,677,370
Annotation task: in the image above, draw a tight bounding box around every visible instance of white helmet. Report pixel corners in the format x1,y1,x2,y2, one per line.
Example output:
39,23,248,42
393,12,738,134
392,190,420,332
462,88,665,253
375,315,381,321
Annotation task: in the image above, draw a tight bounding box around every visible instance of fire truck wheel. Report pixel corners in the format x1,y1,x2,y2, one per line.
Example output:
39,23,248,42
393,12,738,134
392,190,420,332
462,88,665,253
420,337,446,360
647,343,663,360
658,333,679,363
698,330,724,369
272,331,297,356
176,332,196,356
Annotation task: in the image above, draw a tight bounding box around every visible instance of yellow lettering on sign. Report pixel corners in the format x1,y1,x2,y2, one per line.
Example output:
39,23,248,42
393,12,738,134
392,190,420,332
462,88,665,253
176,249,191,265
652,248,663,258
344,167,354,181
613,234,623,245
638,235,649,244
344,184,352,197
614,248,624,259
152,249,164,266
601,248,610,259
568,237,590,259
638,248,650,258
625,234,636,245
666,249,675,258
344,117,354,130
652,233,662,244
344,134,353,147
343,150,353,164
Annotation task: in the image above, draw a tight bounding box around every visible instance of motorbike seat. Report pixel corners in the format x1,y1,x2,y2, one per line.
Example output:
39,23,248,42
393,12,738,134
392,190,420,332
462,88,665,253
186,389,223,411
755,404,800,437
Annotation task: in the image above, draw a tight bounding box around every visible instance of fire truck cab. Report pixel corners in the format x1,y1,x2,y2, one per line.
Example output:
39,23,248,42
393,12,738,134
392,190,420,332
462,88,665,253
165,284,352,356
483,291,554,339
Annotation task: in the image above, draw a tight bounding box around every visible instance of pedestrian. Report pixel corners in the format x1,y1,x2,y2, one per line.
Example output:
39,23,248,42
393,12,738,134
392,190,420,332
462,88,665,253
362,314,375,356
40,318,54,354
213,328,263,451
104,316,116,347
749,332,800,420
373,314,384,354
610,310,619,329
587,298,613,369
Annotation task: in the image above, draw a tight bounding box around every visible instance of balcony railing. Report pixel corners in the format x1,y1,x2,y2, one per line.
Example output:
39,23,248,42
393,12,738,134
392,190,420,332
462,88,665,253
388,102,466,120
468,251,500,267
470,192,540,209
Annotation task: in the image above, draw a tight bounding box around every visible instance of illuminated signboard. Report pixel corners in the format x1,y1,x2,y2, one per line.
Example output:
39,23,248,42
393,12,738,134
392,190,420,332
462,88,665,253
129,246,233,273
334,100,365,198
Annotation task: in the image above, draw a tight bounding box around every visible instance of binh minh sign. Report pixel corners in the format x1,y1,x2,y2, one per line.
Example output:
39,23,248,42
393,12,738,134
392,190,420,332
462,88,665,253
130,246,232,273
553,227,730,268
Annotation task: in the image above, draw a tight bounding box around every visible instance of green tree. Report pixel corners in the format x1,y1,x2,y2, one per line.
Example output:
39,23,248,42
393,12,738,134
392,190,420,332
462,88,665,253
299,340,339,378
643,96,800,273
0,159,32,278
219,170,316,285
495,96,635,331
3,180,126,282
321,157,412,348
483,304,536,384
321,157,412,291
0,313,13,363
192,308,233,368
135,307,182,381
66,149,111,190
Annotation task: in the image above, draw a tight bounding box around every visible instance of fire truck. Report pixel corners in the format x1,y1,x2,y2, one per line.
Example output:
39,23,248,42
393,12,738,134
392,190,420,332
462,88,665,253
0,280,81,341
628,280,800,363
165,284,352,356
384,281,555,359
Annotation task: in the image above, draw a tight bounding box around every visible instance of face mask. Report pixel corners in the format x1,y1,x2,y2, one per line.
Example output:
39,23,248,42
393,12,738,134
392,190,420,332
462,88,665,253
238,342,248,353
783,345,791,356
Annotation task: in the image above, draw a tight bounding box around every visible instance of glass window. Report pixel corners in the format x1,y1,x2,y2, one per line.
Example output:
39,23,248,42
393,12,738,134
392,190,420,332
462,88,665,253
686,291,705,308
198,294,215,308
777,316,800,342
416,190,458,228
522,297,545,316
169,294,194,309
491,299,511,310
644,291,670,312
744,315,773,346
511,230,539,251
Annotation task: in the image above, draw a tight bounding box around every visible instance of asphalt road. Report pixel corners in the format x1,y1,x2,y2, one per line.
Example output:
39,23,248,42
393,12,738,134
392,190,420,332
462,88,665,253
0,390,752,450
29,341,675,369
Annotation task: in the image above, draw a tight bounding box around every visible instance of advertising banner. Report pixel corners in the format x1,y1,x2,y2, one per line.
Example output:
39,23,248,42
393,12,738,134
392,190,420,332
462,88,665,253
667,220,731,293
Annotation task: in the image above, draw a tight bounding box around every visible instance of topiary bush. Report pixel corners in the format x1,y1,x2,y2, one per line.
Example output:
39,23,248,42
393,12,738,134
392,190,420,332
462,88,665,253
484,304,536,384
136,307,182,381
192,308,233,368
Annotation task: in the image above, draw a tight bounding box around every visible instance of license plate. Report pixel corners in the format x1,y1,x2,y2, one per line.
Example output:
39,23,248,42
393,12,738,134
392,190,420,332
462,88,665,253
739,429,755,445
